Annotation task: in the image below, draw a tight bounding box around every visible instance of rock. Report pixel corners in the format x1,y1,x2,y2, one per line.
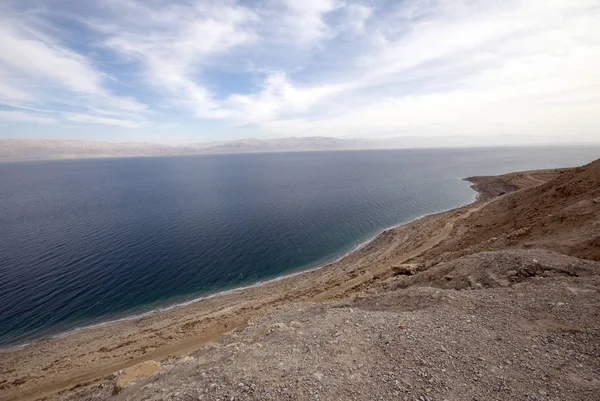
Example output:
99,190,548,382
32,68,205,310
114,360,161,394
467,275,482,289
269,323,289,332
313,372,324,381
392,264,418,275
177,356,195,364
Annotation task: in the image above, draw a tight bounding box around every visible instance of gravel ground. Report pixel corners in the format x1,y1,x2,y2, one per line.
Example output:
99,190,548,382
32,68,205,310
74,250,600,401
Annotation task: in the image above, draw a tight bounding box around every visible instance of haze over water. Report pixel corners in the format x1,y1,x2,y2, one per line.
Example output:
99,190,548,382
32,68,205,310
1,146,598,347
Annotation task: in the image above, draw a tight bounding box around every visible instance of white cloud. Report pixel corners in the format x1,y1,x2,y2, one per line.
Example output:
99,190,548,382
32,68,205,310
1,0,599,141
93,0,256,118
0,8,148,127
0,21,104,95
87,0,351,121
0,68,36,103
64,113,145,128
239,0,600,140
279,0,340,44
260,47,600,139
0,110,55,124
226,72,350,123
340,4,372,35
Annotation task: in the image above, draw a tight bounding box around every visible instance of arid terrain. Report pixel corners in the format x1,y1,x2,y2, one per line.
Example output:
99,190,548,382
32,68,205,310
1,159,599,401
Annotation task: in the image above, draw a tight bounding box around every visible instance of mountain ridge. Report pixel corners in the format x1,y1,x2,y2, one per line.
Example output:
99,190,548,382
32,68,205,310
1,135,592,162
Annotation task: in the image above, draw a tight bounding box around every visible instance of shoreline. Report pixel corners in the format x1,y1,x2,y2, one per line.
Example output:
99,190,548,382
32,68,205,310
1,162,596,401
0,172,528,401
1,178,477,352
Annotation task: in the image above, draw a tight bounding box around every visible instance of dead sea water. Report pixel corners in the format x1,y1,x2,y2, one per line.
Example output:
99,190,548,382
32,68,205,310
1,146,599,347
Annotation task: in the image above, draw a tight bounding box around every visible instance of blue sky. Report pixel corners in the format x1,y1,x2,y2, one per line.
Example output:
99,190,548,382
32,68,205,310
0,0,599,144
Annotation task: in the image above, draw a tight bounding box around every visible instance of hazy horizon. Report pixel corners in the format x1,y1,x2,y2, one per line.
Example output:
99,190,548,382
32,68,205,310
1,1,599,144
3,134,600,147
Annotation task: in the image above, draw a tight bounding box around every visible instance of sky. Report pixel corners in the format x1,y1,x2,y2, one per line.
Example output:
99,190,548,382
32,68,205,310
0,0,599,144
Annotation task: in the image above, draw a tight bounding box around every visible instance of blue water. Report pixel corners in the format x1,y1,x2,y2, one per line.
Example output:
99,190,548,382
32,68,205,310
0,146,598,347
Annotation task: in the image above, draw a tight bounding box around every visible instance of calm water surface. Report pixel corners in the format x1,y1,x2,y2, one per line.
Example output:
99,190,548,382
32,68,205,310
1,146,599,347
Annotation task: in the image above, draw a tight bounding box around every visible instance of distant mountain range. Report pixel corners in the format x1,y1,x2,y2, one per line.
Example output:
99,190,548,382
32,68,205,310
0,135,589,162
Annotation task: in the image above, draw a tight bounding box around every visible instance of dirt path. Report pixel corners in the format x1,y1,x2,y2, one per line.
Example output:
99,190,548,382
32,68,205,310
523,171,547,185
311,199,491,301
3,319,246,401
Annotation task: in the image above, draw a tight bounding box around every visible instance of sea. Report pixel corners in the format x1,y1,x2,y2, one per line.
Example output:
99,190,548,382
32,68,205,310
1,146,599,348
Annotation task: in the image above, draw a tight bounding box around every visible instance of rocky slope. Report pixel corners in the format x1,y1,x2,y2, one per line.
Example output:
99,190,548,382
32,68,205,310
69,250,600,401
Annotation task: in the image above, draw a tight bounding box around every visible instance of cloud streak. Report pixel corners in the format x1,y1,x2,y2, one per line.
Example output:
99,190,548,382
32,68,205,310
0,110,55,124
0,4,147,127
0,0,599,142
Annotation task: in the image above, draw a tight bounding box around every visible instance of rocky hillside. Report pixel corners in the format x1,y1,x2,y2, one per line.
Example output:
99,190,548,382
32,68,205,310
70,250,600,401
423,160,600,266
